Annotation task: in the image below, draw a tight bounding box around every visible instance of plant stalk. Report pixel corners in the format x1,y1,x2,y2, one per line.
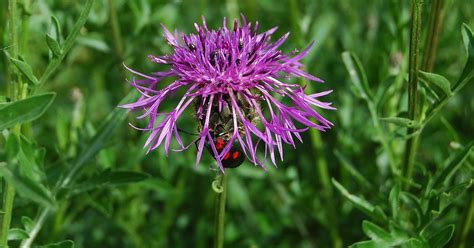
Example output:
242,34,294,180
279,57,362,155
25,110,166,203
1,0,21,246
214,172,227,248
421,0,445,72
402,0,422,189
108,0,124,62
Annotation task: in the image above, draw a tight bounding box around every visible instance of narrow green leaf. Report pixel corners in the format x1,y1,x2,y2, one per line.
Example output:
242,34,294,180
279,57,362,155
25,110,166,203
342,51,373,101
419,71,452,97
454,24,474,91
40,240,74,248
21,216,34,233
7,228,29,241
332,178,385,221
0,93,56,130
394,129,422,141
389,184,400,221
334,150,372,189
362,221,392,243
426,224,455,248
76,36,111,52
405,238,428,248
9,57,39,85
349,240,379,248
432,141,474,189
70,170,150,194
439,180,473,212
98,170,150,185
17,135,47,181
380,117,420,129
462,23,474,59
0,164,55,208
46,34,62,57
51,16,62,42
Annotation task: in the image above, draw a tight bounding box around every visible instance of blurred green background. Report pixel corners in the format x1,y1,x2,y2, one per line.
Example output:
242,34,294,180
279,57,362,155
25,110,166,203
1,0,473,247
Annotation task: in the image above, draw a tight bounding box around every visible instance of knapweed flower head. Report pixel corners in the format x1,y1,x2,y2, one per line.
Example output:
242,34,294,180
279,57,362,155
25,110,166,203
122,15,335,171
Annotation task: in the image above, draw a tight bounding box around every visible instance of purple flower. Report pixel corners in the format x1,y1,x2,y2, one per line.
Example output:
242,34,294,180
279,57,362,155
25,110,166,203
121,15,335,171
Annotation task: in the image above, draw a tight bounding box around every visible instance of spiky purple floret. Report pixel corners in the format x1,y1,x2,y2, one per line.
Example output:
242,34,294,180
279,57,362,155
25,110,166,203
121,15,335,171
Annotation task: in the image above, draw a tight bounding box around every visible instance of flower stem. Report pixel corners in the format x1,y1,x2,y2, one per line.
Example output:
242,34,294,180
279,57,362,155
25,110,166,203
402,0,422,189
213,172,227,248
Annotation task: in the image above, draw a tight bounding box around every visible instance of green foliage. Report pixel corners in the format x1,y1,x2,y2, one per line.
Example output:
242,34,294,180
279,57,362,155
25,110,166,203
0,0,473,247
1,134,55,208
8,57,39,85
0,93,55,130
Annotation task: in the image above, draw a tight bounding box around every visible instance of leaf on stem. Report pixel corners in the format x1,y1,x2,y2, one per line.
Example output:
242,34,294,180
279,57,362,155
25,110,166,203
419,71,452,97
432,141,473,189
0,163,55,208
9,57,39,85
342,51,373,101
332,178,386,222
380,117,420,129
462,23,474,59
7,228,29,241
425,224,455,248
46,34,62,57
0,93,56,130
68,170,150,195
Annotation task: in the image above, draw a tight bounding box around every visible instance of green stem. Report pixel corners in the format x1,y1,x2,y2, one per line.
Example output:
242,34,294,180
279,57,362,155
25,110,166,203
213,172,227,248
0,183,15,247
107,0,129,97
1,0,20,246
108,0,124,61
402,0,422,188
421,0,444,72
7,0,18,101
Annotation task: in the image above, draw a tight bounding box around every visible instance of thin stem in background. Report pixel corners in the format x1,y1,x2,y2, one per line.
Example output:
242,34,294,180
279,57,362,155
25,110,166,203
107,0,126,84
421,0,445,72
453,188,474,248
108,0,124,61
402,0,422,189
310,130,343,248
213,172,227,248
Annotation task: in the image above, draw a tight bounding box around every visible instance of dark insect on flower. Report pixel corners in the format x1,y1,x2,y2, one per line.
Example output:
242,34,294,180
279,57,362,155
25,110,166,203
196,94,256,168
121,15,335,171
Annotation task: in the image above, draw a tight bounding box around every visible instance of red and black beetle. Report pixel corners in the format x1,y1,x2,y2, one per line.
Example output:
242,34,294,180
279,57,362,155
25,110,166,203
195,93,259,169
205,135,245,168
